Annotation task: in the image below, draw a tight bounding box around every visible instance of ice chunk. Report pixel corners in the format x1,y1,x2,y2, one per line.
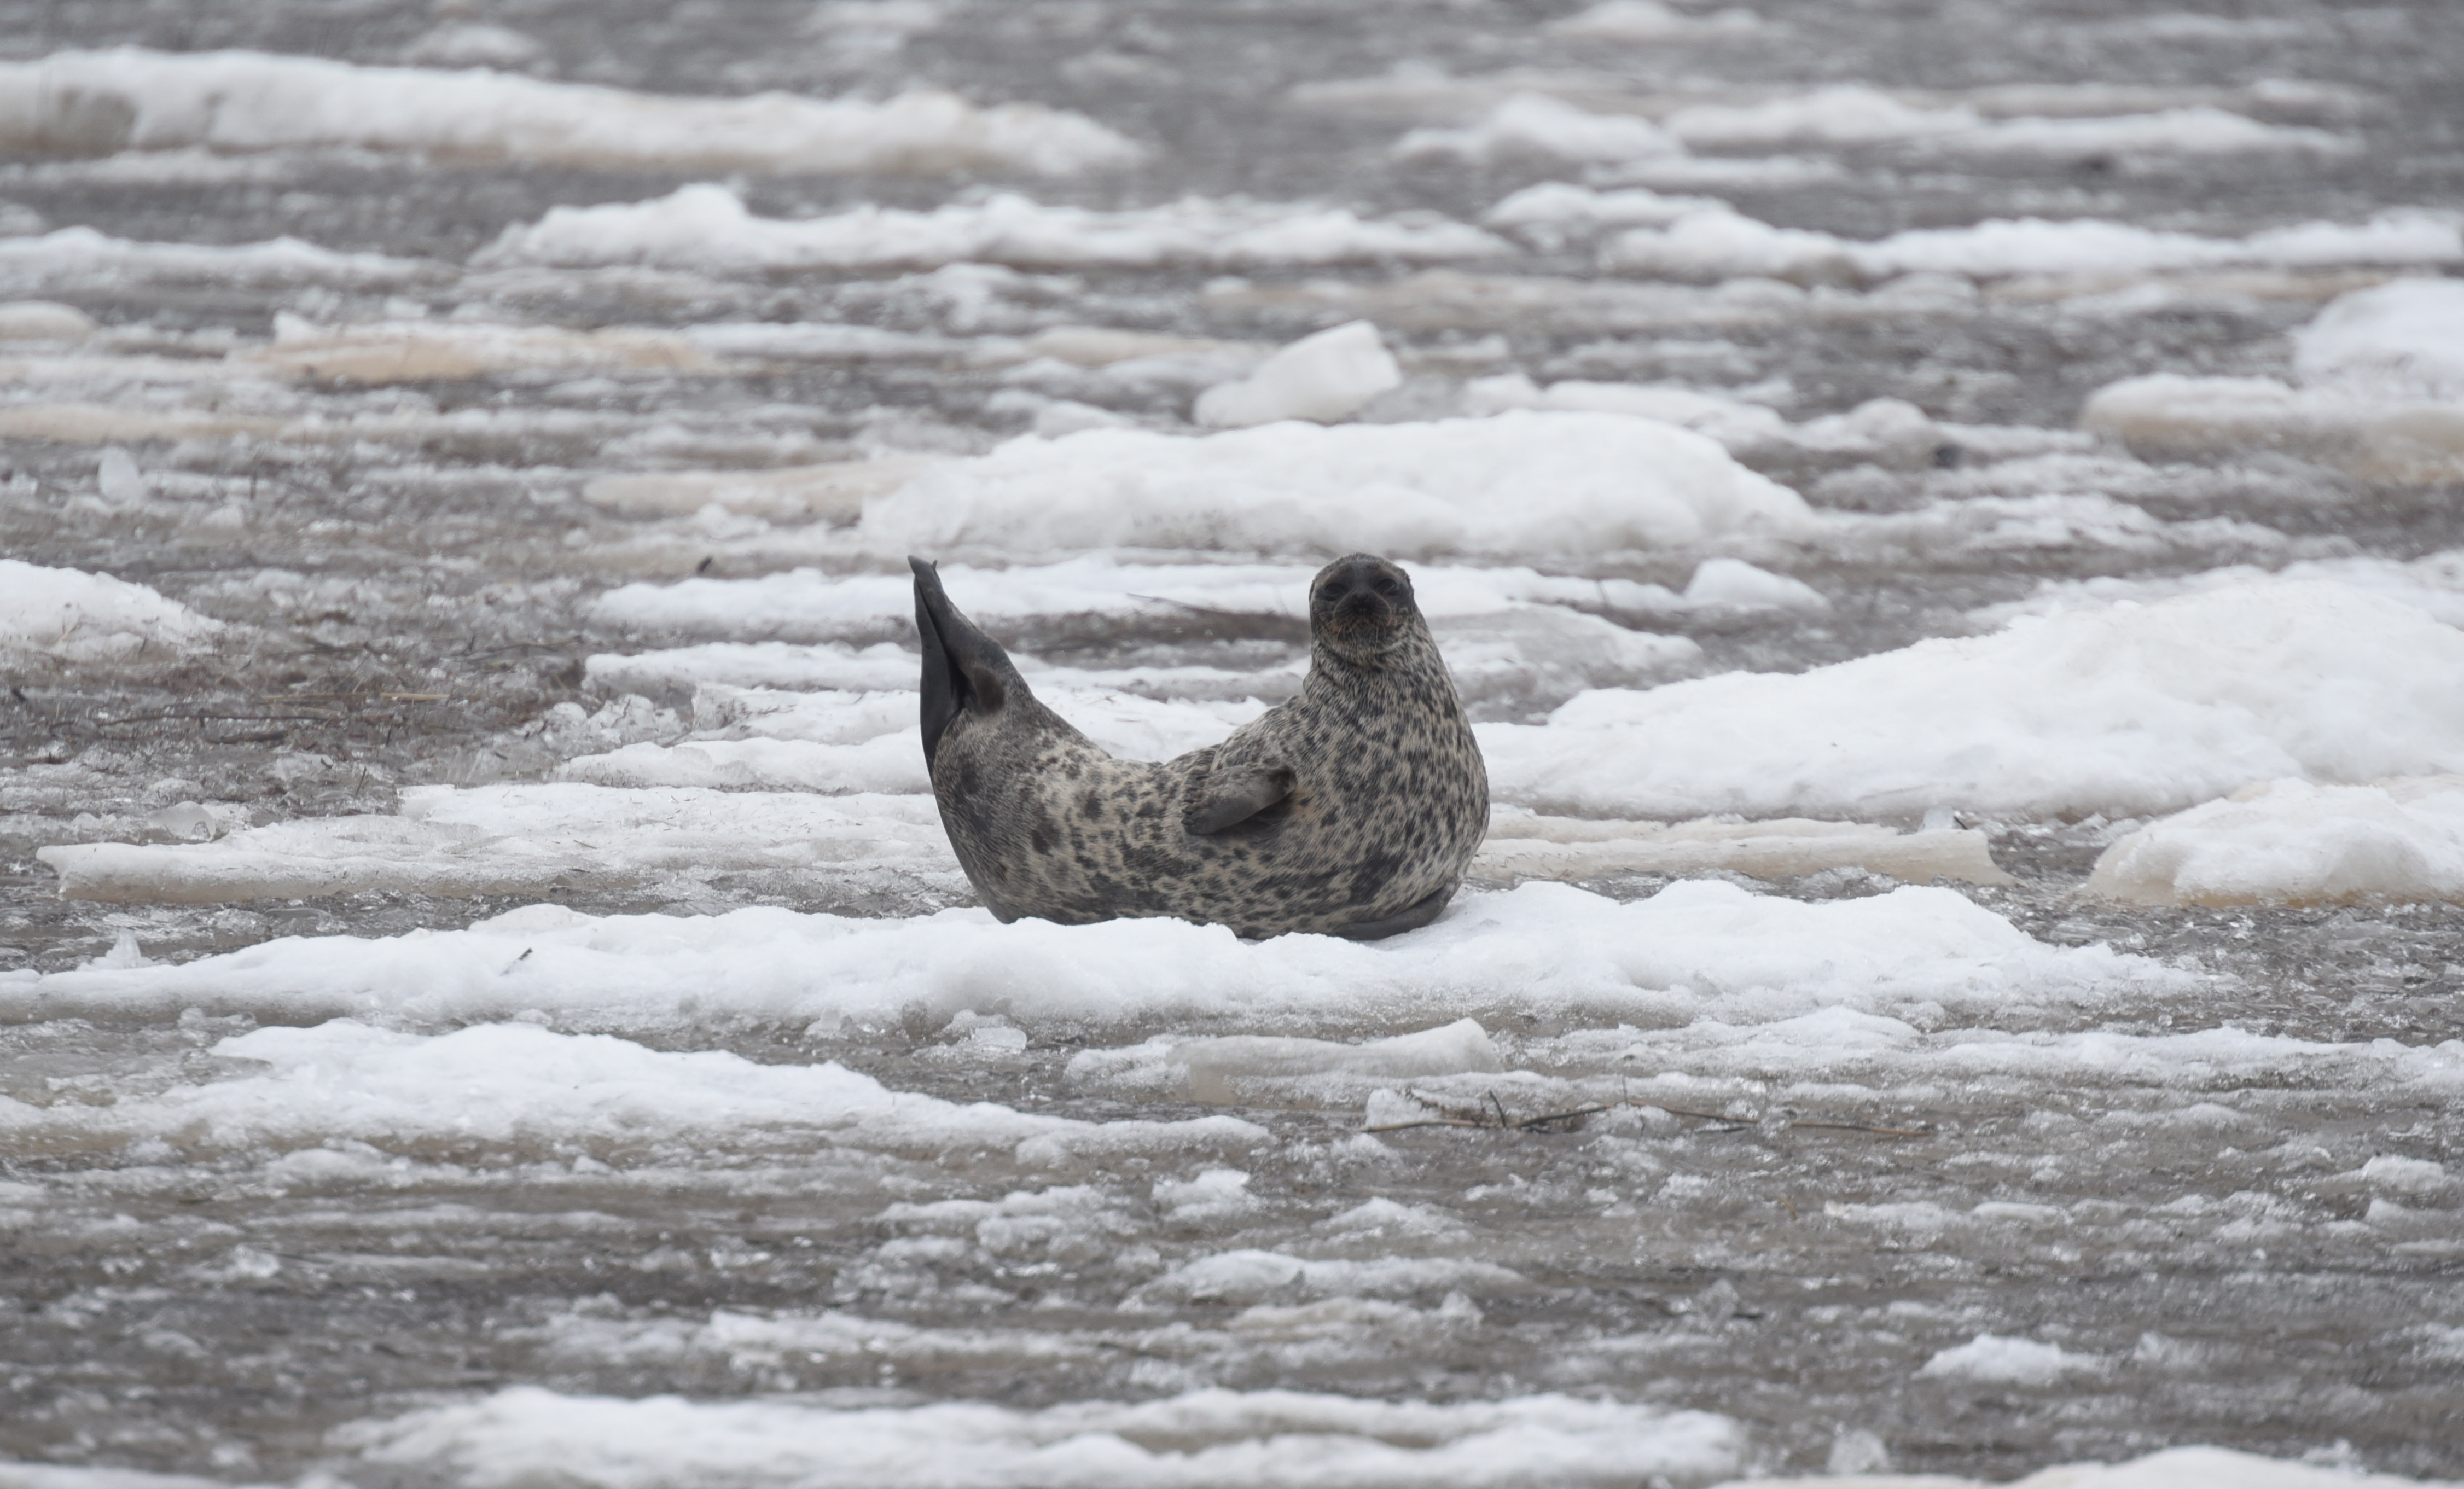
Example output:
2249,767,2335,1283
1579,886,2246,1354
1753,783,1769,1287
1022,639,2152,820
19,878,2187,1034
2293,277,2464,402
0,559,222,664
1479,813,2010,886
1730,1446,2464,1489
1607,208,2460,284
1396,95,1684,165
0,49,1141,175
1482,183,1731,251
1548,2,1765,42
0,298,95,341
1462,373,1791,452
1973,552,2464,632
37,785,959,903
403,21,547,69
0,225,425,295
1664,86,1980,147
1481,581,2464,821
1916,1333,2103,1385
2087,777,2464,907
239,315,722,383
1166,1018,1502,1103
0,1019,1264,1164
1193,321,1402,428
480,183,1507,274
582,458,939,522
342,1385,1742,1488
2080,374,2464,485
857,412,1810,561
1680,557,1827,612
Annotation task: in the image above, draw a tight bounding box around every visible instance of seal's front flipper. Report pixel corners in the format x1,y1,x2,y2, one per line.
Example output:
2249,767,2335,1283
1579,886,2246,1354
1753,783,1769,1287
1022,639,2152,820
1332,884,1452,941
911,556,1016,768
1184,762,1295,834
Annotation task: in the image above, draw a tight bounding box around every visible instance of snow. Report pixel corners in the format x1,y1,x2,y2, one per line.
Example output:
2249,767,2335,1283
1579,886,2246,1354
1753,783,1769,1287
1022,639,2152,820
480,183,1508,274
1480,812,2010,886
0,1018,1266,1163
0,560,223,663
1682,556,1828,611
339,1385,1742,1489
0,299,96,342
856,412,1810,561
241,312,722,382
1917,1333,2104,1386
1194,321,1402,428
1395,95,1682,165
1547,2,1765,42
2292,278,2464,401
1483,183,1730,251
1746,1447,2464,1489
37,786,960,903
2087,777,2464,908
1656,87,2344,157
1969,552,2464,632
1606,208,2461,283
10,878,2184,1036
1479,581,2464,821
1663,87,1979,148
0,48,1141,175
0,225,424,295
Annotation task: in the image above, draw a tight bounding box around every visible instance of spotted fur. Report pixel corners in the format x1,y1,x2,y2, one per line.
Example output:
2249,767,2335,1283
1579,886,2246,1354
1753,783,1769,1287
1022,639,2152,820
912,554,1489,939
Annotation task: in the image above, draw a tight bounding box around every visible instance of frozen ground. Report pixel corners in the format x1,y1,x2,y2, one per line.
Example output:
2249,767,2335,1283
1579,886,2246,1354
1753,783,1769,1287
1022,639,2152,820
1,0,2460,1485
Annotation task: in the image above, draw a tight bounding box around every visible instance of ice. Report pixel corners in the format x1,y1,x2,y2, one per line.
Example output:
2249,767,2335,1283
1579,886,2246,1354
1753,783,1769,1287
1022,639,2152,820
1663,87,1980,147
0,299,96,342
1478,812,2012,886
1076,1017,1506,1104
582,458,938,522
1547,2,1765,42
1479,581,2464,821
1193,321,1402,428
1744,1448,2464,1489
1395,95,1683,165
240,313,723,383
1681,556,1827,611
588,641,955,695
1917,1334,2105,1386
1657,87,2343,156
857,412,1810,561
11,879,2182,1036
38,785,960,903
2292,278,2464,401
0,1019,1265,1162
1606,208,2461,284
1482,183,1730,251
0,49,1141,175
0,225,424,295
1971,553,2464,631
336,1385,1742,1489
1943,107,2350,160
2087,777,2464,908
0,560,223,664
403,21,548,70
480,183,1507,274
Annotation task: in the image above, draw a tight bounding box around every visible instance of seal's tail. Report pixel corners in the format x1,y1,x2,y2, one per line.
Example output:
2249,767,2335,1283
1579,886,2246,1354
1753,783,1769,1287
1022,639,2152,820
910,556,1019,769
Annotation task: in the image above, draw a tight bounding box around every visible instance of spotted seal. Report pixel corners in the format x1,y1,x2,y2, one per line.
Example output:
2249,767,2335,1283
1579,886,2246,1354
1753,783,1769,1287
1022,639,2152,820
911,552,1489,939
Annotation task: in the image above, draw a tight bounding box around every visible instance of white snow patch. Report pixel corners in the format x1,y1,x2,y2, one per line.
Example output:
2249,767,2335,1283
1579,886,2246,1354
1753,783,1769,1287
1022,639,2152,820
2293,277,2464,402
0,48,1140,175
1396,95,1683,165
0,560,223,662
1548,2,1765,42
1733,1446,2464,1489
1606,208,2460,283
855,412,1810,561
2088,777,2464,908
1480,581,2464,821
1193,321,1402,428
0,225,424,295
14,878,2186,1035
339,1385,1742,1488
0,1019,1263,1162
480,183,1507,274
1483,183,1731,251
1916,1333,2103,1385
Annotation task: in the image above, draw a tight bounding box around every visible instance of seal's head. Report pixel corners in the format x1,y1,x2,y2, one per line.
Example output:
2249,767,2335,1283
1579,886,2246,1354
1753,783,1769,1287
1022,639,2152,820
1309,553,1421,664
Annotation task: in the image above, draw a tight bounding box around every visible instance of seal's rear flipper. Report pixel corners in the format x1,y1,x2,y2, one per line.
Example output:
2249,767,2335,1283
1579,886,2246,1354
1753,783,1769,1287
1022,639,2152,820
910,556,1015,768
1331,884,1453,941
1184,762,1295,834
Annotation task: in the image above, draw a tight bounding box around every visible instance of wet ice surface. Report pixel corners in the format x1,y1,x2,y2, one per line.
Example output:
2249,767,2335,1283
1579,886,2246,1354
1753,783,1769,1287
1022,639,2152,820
2,0,2463,1484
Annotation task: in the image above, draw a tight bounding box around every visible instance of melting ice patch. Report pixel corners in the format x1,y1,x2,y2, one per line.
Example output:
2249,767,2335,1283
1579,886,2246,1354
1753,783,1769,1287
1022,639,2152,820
335,1385,1742,1489
1481,581,2464,821
0,48,1140,175
1749,1448,2464,1489
481,183,1509,274
2088,777,2464,908
0,559,223,664
0,225,425,295
9,878,2184,1035
2083,279,2464,482
856,412,1809,561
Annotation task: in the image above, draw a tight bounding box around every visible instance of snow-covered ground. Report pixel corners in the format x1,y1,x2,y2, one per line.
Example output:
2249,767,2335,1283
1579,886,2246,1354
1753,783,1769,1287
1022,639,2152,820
2,0,2461,1485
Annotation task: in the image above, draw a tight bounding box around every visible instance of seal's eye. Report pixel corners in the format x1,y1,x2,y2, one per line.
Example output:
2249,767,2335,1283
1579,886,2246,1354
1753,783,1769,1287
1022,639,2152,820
1373,577,1401,596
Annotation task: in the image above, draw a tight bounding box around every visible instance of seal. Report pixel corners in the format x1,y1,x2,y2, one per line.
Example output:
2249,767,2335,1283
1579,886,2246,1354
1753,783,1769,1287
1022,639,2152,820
911,552,1489,939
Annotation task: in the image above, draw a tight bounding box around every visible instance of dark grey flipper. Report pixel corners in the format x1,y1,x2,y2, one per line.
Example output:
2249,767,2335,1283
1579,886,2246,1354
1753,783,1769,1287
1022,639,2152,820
1183,762,1295,834
910,556,1015,769
1329,883,1454,941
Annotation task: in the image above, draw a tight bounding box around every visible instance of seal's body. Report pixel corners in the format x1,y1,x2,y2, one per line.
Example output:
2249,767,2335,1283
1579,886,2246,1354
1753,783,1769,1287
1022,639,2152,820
911,554,1487,939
